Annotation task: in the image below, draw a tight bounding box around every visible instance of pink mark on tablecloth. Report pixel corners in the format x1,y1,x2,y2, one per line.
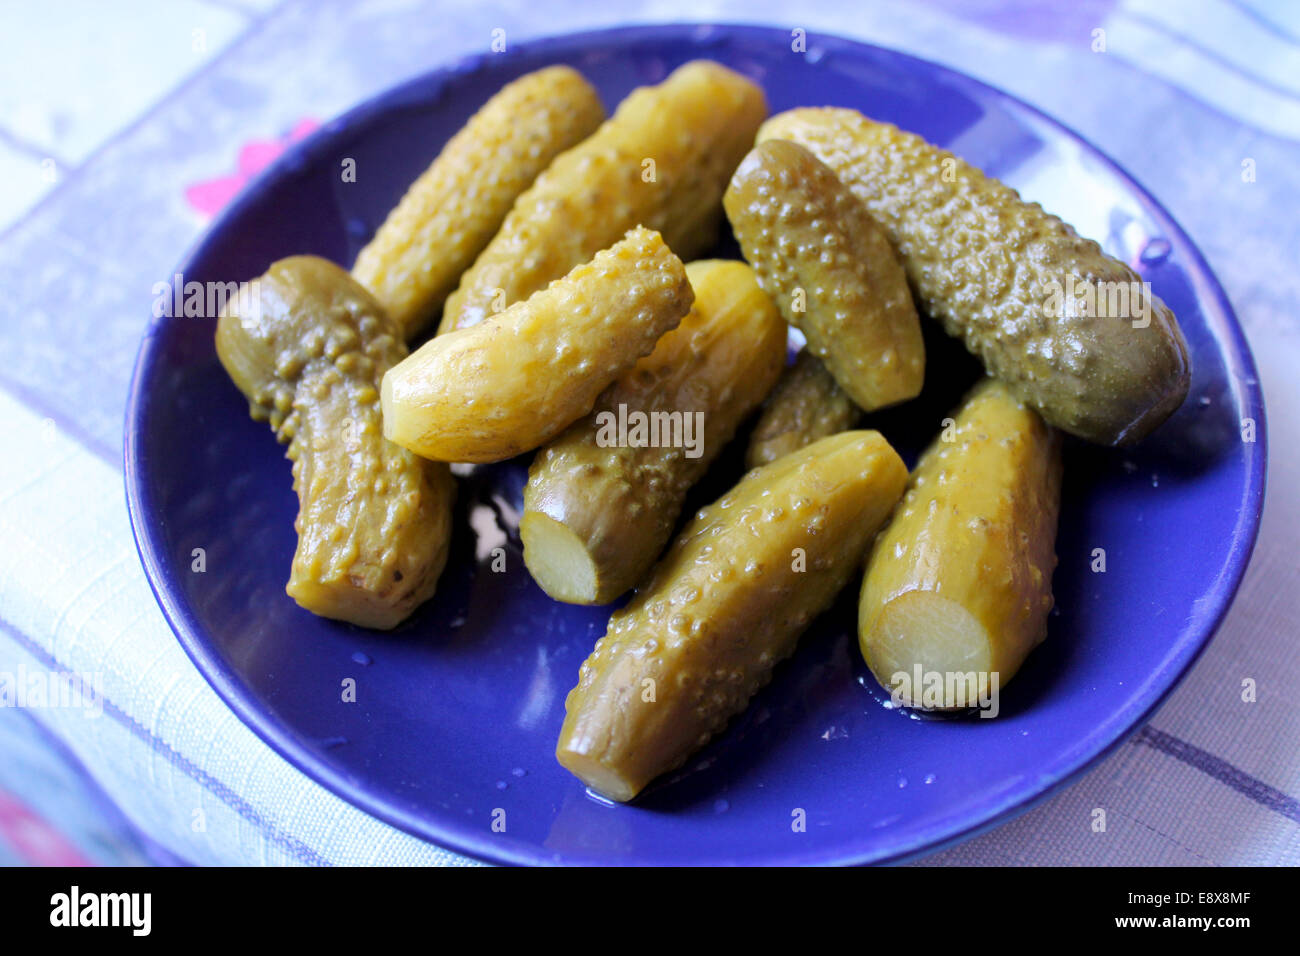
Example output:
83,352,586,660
185,118,320,219
0,789,94,866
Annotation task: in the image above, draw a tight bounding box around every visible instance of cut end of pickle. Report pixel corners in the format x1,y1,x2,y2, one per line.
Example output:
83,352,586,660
287,577,409,631
378,363,426,455
555,744,640,803
862,590,994,711
520,512,604,605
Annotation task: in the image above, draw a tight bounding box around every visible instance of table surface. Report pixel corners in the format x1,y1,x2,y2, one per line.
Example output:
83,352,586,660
0,0,1297,866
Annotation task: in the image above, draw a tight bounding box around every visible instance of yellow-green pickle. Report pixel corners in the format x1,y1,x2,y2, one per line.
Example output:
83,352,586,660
758,108,1190,445
215,256,455,629
724,138,924,411
522,259,786,605
557,430,908,801
351,65,605,339
439,60,767,333
859,379,1062,709
745,350,861,469
382,226,693,463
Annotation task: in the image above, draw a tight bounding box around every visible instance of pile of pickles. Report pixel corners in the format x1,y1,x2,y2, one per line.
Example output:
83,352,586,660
216,60,1190,801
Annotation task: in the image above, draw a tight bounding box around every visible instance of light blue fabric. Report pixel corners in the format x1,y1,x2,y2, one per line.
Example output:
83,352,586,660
1,0,1296,865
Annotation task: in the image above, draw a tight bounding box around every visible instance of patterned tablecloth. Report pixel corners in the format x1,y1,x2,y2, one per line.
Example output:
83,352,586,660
1,0,1297,866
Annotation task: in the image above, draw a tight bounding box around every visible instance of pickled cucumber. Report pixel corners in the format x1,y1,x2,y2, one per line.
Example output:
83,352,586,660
522,260,786,605
439,60,767,333
758,108,1190,445
745,350,861,469
351,66,604,339
724,139,924,411
215,256,455,629
382,227,693,463
859,379,1062,709
556,430,908,801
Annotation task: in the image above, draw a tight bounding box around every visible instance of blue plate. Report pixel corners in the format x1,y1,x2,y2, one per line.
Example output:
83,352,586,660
125,24,1266,865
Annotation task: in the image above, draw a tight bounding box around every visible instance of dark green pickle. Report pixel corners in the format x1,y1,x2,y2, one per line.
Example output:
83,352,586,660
216,255,454,629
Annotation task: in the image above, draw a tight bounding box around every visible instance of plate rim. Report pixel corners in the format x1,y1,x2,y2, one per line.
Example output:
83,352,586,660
124,21,1268,866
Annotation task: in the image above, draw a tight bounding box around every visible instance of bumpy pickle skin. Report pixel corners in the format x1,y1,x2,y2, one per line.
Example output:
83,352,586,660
351,66,604,339
381,227,693,464
556,430,908,801
724,139,924,412
858,379,1062,709
745,350,861,469
438,60,767,334
215,256,455,629
758,108,1191,446
521,260,786,605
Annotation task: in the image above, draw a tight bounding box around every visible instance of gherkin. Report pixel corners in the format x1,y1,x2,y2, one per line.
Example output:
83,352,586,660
352,66,604,339
440,60,767,334
557,430,908,802
382,227,693,464
216,256,455,629
746,350,861,469
859,379,1062,709
522,259,786,605
725,139,924,411
759,108,1190,446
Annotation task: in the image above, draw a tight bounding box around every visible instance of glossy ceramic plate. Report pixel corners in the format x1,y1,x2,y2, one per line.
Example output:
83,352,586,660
125,24,1266,865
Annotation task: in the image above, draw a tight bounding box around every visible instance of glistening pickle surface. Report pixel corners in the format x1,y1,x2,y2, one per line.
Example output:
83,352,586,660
521,260,786,605
439,60,767,333
859,379,1062,707
724,139,924,412
556,430,908,802
215,256,455,629
758,108,1190,446
746,349,861,468
381,226,693,463
351,66,604,339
